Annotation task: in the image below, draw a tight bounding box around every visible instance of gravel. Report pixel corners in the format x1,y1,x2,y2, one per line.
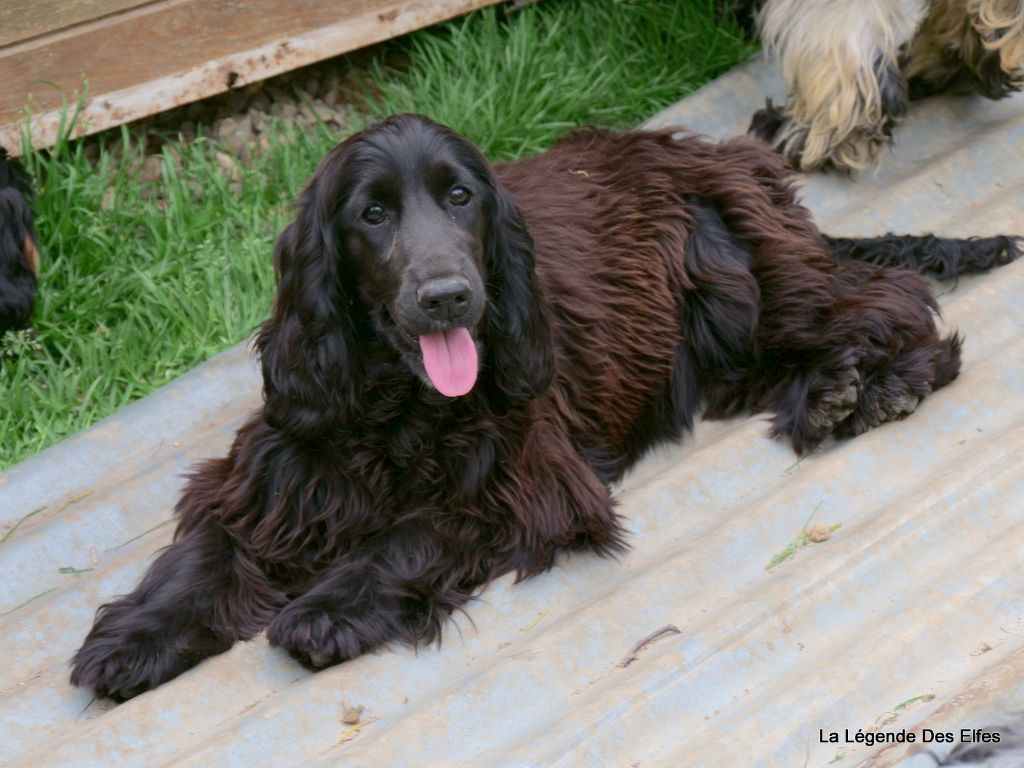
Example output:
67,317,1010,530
80,46,392,189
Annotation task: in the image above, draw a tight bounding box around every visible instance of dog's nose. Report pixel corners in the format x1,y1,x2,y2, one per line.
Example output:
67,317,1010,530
417,277,472,320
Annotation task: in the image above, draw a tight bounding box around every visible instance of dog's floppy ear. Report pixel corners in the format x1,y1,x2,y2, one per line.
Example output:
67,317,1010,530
482,181,555,400
255,173,363,438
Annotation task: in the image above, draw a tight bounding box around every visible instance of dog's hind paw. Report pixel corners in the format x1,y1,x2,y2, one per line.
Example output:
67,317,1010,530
773,365,863,454
807,366,861,433
855,384,924,433
882,390,921,421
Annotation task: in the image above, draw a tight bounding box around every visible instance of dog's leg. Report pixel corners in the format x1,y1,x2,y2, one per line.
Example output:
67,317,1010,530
675,198,856,450
970,0,1024,94
265,538,451,668
838,332,962,439
71,519,283,700
500,412,628,568
268,418,625,668
813,231,1017,431
832,259,963,438
764,259,961,452
761,347,866,454
678,200,761,418
682,144,980,453
906,0,1024,100
750,0,926,171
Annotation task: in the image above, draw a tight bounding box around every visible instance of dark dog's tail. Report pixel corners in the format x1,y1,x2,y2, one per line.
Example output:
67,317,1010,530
823,233,1020,279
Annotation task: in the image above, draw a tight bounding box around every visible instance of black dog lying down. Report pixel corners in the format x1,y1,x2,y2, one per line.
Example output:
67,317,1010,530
0,147,39,333
71,114,1019,700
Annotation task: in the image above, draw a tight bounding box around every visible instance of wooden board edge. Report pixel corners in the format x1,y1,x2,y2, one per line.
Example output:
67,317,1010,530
0,0,503,154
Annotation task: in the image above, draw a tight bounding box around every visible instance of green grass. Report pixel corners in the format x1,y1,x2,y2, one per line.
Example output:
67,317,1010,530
367,0,755,159
764,503,842,571
0,0,755,469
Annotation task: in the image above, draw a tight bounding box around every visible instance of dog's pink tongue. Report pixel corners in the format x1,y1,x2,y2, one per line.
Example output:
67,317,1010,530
418,328,478,397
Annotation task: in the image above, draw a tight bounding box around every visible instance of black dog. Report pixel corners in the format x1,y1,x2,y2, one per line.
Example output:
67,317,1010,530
71,114,1019,700
0,147,39,333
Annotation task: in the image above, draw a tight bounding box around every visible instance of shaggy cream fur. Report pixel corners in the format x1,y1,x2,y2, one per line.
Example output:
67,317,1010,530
751,0,1024,171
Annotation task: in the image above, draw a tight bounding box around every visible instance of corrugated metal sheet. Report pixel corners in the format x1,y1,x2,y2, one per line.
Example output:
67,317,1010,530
1,55,1023,768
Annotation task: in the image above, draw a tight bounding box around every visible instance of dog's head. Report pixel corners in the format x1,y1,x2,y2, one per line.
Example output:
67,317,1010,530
257,114,554,437
0,147,40,332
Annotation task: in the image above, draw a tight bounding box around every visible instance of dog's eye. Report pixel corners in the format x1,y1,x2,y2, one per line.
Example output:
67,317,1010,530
362,204,387,225
449,186,471,206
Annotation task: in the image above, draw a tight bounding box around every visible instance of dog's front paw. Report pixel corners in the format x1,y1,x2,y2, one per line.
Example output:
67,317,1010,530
748,98,886,173
71,601,231,700
71,631,171,701
267,597,367,668
749,98,788,144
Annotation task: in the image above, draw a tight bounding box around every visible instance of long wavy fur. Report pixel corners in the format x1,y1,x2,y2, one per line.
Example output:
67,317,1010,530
70,115,1018,700
734,0,1024,171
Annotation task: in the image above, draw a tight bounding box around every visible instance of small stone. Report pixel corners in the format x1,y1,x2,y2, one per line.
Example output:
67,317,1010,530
274,102,299,119
139,154,163,184
217,117,239,139
806,525,836,543
267,84,290,103
226,90,248,113
233,141,252,165
250,110,266,133
971,642,993,656
331,104,350,125
341,704,364,725
250,91,271,112
214,151,241,182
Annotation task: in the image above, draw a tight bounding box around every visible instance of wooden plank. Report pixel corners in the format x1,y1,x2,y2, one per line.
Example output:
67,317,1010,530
0,0,503,152
0,0,154,49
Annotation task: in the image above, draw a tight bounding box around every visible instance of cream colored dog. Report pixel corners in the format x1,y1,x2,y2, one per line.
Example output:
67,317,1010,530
741,0,1024,171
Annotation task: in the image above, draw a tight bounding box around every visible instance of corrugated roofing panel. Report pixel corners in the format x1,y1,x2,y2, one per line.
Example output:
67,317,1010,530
1,55,1022,768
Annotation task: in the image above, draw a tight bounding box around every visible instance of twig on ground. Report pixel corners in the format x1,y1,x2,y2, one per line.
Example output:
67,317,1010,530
617,624,681,668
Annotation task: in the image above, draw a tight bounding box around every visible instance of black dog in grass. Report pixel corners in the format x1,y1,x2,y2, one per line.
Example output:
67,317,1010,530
71,114,1020,700
0,147,39,333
